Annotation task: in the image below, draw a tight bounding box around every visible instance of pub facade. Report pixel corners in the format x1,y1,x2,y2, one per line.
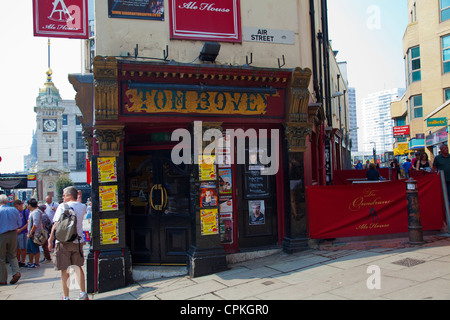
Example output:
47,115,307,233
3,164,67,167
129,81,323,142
70,0,349,293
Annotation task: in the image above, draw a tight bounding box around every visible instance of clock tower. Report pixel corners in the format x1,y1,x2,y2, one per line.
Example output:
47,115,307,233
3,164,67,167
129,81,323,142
33,67,68,199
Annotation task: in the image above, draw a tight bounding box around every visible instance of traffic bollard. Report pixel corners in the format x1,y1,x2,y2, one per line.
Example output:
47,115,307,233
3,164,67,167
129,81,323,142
405,178,424,245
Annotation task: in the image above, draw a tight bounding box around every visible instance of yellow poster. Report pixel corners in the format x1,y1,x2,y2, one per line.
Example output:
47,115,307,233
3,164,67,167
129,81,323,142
100,218,119,245
98,157,118,183
99,185,119,211
200,208,219,236
199,155,216,181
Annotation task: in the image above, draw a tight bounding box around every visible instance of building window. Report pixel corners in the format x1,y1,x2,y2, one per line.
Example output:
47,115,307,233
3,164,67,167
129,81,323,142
443,35,450,74
75,116,81,126
63,152,68,168
410,2,417,23
76,131,85,149
410,95,423,119
76,152,86,170
441,0,450,22
396,117,406,126
444,88,450,101
407,46,421,84
62,114,68,125
63,131,68,149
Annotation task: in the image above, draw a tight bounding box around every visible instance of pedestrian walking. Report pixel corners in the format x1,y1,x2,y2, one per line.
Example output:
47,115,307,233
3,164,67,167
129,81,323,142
355,160,363,170
433,144,450,202
411,152,421,170
49,186,88,300
44,195,58,223
38,204,52,263
13,200,29,267
402,158,412,178
25,199,43,269
416,152,432,172
0,194,22,285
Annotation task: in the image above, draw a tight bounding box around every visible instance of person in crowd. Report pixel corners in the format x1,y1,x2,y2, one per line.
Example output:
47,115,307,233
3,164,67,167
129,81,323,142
355,160,363,169
49,186,88,300
411,152,421,170
433,144,450,203
13,200,29,267
390,158,401,179
38,204,52,263
44,195,58,223
25,199,43,269
402,158,412,178
416,152,432,171
0,195,21,285
366,163,380,181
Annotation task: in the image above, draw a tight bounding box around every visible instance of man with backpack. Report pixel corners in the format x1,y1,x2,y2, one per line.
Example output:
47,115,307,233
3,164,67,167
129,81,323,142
48,186,88,300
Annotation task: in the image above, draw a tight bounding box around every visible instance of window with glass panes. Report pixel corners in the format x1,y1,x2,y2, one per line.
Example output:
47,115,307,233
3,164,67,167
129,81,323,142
443,35,450,74
445,88,450,101
410,95,423,119
441,0,450,22
408,46,421,84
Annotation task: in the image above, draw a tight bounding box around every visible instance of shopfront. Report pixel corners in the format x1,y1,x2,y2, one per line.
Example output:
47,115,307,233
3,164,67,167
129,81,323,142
85,56,313,292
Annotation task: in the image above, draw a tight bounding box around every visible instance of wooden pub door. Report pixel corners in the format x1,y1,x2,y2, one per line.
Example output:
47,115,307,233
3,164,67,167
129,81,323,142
126,150,191,265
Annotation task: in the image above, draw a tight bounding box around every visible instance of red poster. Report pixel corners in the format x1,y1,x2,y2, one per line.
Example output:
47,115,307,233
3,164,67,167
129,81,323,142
33,0,89,39
169,0,242,42
307,174,445,239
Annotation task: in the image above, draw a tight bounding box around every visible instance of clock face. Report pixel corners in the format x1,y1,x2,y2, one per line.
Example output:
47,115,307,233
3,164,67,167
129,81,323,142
43,119,57,132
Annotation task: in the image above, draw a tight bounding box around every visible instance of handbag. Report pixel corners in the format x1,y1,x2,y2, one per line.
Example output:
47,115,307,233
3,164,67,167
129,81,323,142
33,228,49,246
32,209,49,246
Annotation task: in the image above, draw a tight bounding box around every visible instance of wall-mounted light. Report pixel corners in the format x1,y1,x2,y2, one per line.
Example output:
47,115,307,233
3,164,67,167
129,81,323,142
199,42,221,62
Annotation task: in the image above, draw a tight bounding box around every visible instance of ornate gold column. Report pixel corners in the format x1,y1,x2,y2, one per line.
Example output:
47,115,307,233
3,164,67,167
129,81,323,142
282,67,313,254
283,67,313,152
93,56,119,121
188,121,228,278
94,125,125,157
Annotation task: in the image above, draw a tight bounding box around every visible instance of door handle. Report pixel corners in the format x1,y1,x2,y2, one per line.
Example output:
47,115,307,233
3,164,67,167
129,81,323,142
162,186,168,211
149,185,157,210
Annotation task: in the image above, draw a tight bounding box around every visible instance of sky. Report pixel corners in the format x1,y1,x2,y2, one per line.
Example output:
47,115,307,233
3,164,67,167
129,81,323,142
0,1,84,174
0,0,408,174
327,0,409,105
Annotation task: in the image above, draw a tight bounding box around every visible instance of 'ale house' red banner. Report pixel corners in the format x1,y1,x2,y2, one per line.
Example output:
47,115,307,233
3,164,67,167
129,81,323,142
169,0,242,42
307,174,446,239
33,0,89,39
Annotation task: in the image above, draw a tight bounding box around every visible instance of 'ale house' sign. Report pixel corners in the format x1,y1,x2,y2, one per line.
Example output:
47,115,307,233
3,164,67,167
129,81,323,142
169,0,242,42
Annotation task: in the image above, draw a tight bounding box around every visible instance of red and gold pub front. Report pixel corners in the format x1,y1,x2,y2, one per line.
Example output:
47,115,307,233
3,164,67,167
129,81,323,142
76,56,314,293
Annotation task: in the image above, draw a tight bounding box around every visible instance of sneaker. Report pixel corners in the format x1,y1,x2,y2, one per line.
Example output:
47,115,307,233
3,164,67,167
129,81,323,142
78,292,89,300
25,263,34,268
62,296,70,300
33,263,40,268
18,262,26,268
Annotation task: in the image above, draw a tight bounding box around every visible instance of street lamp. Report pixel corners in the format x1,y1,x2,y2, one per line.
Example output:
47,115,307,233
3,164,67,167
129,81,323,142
370,141,377,164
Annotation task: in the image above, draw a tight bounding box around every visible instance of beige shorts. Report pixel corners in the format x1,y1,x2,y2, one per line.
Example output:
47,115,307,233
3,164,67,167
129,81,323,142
52,242,85,271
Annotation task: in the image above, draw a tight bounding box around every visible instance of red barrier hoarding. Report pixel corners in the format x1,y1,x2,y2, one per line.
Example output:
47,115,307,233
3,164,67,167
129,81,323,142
307,174,446,239
169,0,242,42
33,0,89,39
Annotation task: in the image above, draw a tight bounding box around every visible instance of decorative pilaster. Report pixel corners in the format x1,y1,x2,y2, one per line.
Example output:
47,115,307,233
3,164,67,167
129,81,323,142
94,125,125,157
187,121,228,278
284,67,313,153
282,67,313,254
93,56,119,120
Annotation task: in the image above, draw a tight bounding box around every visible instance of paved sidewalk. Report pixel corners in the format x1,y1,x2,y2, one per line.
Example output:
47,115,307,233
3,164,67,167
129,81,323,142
2,234,450,300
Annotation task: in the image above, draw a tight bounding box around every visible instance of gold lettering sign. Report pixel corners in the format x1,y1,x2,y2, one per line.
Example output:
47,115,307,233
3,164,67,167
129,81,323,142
124,89,276,115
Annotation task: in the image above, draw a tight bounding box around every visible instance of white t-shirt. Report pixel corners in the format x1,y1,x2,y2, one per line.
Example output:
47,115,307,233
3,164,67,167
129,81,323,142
45,202,58,222
53,201,86,243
